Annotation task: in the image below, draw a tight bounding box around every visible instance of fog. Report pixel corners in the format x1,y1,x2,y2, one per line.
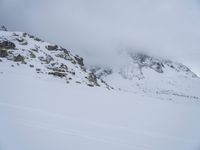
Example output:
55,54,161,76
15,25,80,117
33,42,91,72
0,0,200,74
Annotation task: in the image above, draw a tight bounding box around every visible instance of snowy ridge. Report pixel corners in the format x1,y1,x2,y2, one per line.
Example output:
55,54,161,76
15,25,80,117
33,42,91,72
0,29,111,88
91,51,200,101
0,27,199,102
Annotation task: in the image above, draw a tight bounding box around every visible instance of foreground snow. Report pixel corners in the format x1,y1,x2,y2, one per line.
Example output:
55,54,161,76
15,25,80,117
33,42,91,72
0,71,200,150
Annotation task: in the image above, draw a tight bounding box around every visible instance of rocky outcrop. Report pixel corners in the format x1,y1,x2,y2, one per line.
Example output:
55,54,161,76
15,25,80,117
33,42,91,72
0,40,16,58
14,54,25,62
45,44,58,51
0,40,16,50
0,29,109,88
0,49,8,57
130,53,164,74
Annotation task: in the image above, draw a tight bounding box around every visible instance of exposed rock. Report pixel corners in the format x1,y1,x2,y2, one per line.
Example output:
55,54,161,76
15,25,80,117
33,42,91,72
68,71,75,75
45,44,58,51
128,53,165,75
36,68,41,72
14,55,25,62
0,41,16,49
91,67,112,78
16,38,28,45
87,84,94,87
29,51,36,58
31,48,38,53
150,62,163,73
0,29,111,88
88,72,100,86
48,67,66,72
24,33,43,42
0,49,8,57
71,59,76,65
16,38,24,42
22,32,27,37
60,63,68,70
48,71,66,78
46,55,54,64
74,55,84,66
34,37,43,42
56,52,73,61
38,54,54,64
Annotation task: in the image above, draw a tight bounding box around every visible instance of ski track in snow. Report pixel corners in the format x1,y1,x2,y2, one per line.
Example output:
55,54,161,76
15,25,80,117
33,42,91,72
1,101,199,150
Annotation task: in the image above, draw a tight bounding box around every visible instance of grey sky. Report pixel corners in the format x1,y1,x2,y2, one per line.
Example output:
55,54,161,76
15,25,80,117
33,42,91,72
0,0,200,75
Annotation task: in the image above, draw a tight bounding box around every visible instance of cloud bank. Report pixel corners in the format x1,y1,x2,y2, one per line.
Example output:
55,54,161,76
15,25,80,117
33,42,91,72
0,0,200,73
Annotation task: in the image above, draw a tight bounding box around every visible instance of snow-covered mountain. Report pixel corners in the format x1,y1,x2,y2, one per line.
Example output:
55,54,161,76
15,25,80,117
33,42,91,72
1,27,200,101
1,27,200,102
0,27,110,88
91,51,200,102
1,26,200,150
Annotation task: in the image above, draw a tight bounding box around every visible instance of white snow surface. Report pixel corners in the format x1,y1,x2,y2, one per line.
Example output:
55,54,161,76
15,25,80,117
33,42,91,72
0,65,200,150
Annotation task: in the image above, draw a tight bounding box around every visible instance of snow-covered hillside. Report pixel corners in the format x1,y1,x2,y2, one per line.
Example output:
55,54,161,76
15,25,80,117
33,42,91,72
1,27,200,150
0,28,110,88
1,70,200,150
91,51,200,102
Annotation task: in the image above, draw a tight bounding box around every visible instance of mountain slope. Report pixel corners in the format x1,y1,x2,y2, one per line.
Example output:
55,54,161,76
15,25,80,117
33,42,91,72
1,28,199,102
1,27,200,150
1,70,200,150
0,29,110,88
91,51,200,102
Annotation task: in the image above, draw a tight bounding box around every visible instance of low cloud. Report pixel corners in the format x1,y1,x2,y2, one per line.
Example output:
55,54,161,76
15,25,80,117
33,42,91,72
0,0,200,73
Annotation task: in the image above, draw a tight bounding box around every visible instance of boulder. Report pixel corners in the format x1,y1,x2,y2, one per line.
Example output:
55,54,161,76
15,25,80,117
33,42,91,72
74,55,84,66
0,41,16,49
0,49,8,57
48,72,66,78
88,73,100,86
45,44,58,51
14,54,25,62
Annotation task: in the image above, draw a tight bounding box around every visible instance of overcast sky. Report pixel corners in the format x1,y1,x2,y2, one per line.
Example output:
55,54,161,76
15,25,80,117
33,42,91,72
0,0,200,75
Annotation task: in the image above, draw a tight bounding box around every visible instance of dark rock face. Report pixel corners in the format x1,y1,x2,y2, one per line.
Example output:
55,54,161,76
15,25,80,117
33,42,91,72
36,68,41,72
16,38,28,45
74,55,84,66
0,41,16,50
14,55,25,62
91,67,112,78
88,73,100,86
45,44,58,51
38,54,54,64
0,50,8,57
150,62,164,73
29,51,36,58
48,72,66,78
131,53,164,74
